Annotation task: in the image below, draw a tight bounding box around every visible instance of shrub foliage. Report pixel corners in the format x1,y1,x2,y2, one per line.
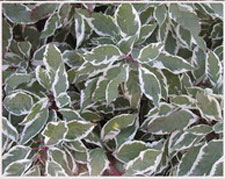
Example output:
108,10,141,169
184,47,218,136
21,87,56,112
2,3,223,176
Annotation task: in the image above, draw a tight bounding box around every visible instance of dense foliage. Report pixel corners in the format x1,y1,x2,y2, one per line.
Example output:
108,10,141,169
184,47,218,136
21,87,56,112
2,3,223,176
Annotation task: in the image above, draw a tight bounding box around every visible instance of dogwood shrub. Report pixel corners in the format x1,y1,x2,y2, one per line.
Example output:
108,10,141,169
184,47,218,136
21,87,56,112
2,2,223,176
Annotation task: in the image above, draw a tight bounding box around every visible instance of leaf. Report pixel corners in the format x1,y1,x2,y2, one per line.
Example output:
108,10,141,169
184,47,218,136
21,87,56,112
137,24,157,44
80,110,102,122
150,52,195,74
206,50,222,86
154,5,167,26
126,70,142,109
142,103,174,130
93,65,121,102
20,108,49,144
213,121,223,134
115,4,141,37
43,44,63,73
138,43,163,63
170,95,196,108
4,92,33,116
101,114,137,142
177,144,203,176
114,140,149,163
74,14,85,48
50,148,72,175
46,161,67,176
59,108,84,122
106,64,129,104
81,78,98,109
5,73,32,91
2,145,31,172
66,140,87,152
42,121,68,146
169,4,200,35
3,19,13,51
177,25,191,48
52,63,69,97
63,50,84,68
84,45,122,66
163,70,182,95
4,159,32,176
147,109,197,135
196,91,222,121
2,116,18,142
209,157,223,176
143,66,168,100
55,93,71,108
24,166,41,176
172,132,202,151
88,148,109,176
3,4,58,24
40,12,61,39
186,124,212,136
19,98,48,125
17,41,32,58
35,66,52,90
3,4,36,24
164,30,178,55
65,120,95,141
115,119,139,147
138,66,161,107
79,10,118,37
187,140,223,176
125,149,162,175
117,35,137,55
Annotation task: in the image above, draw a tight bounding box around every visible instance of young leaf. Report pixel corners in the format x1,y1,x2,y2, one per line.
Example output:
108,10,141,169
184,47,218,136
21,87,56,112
35,66,52,90
138,66,161,107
